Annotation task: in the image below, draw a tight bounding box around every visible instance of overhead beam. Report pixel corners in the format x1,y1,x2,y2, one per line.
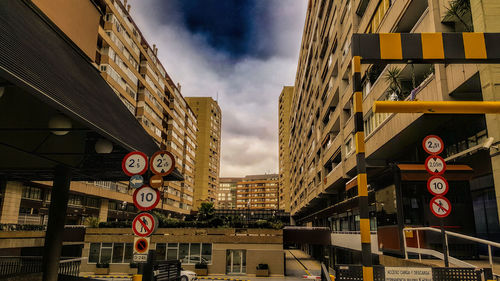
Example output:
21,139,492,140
352,33,500,64
373,101,500,114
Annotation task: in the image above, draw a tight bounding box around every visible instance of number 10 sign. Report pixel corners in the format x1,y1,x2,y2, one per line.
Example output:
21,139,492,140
133,186,160,211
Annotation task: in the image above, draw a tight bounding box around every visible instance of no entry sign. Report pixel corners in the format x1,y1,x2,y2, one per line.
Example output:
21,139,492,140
425,155,446,175
423,135,444,155
150,150,175,176
133,186,160,211
430,196,452,218
427,176,449,196
122,151,148,176
132,212,156,237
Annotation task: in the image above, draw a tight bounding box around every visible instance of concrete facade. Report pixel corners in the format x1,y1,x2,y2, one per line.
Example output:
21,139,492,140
186,97,222,210
217,178,241,209
236,174,279,210
0,182,23,224
279,86,294,212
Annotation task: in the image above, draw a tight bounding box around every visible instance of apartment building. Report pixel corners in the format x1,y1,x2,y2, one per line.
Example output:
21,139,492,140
217,178,241,209
278,86,294,212
285,0,500,264
0,0,197,227
236,174,279,210
186,97,222,209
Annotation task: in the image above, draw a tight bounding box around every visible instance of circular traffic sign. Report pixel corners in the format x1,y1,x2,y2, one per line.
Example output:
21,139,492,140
122,151,148,176
149,174,164,188
132,212,156,237
135,238,149,254
425,155,446,175
430,196,452,218
133,186,160,211
150,150,175,176
427,176,449,196
129,175,144,188
423,135,444,155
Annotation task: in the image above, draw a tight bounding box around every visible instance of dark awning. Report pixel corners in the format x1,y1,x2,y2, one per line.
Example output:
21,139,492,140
0,0,182,181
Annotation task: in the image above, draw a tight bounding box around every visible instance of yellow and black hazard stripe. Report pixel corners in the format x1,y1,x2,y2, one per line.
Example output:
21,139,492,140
197,277,250,281
352,32,500,64
352,56,373,281
83,275,131,278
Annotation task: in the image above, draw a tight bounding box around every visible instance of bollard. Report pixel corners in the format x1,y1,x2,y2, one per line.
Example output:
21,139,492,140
132,274,143,281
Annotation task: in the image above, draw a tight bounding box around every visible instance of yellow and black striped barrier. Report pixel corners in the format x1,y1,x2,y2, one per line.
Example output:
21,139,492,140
197,277,249,281
352,32,500,64
82,275,132,278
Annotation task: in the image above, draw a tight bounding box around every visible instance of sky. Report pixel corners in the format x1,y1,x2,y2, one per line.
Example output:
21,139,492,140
130,0,307,177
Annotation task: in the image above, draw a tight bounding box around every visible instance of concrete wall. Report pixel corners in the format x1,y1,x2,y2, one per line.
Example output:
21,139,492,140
0,182,23,224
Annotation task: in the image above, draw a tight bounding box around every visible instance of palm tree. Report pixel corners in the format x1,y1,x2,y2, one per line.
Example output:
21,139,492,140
445,0,473,32
384,67,403,100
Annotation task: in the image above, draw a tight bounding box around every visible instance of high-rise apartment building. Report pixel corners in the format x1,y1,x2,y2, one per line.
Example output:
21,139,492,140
217,178,241,209
0,0,197,227
185,97,222,209
278,86,293,212
236,174,279,210
285,0,500,264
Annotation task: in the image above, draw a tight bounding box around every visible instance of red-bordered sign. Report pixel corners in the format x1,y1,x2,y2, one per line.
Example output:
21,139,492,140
425,155,446,175
427,176,449,196
122,151,148,176
430,196,452,218
133,186,160,211
134,237,149,254
132,212,156,237
423,135,444,155
150,150,175,176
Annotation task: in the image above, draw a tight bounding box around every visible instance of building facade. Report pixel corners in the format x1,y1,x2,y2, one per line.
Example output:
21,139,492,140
284,0,500,264
0,0,198,228
236,174,279,210
278,86,294,212
186,97,222,209
217,178,241,209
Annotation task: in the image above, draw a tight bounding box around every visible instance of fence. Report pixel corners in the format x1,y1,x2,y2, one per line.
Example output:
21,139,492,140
333,265,493,281
153,259,181,281
0,256,84,278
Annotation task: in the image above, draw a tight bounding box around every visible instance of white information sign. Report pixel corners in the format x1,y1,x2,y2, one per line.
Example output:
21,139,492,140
385,267,433,281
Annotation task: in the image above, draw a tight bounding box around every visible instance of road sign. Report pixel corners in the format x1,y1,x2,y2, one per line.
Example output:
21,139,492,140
427,176,449,196
150,174,164,188
133,186,160,211
423,135,444,155
122,151,148,176
150,150,175,176
132,212,156,237
133,237,150,263
425,155,446,175
129,175,144,188
430,196,452,218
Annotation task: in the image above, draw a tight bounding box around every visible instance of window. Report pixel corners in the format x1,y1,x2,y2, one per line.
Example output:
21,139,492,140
89,242,132,264
179,243,189,263
156,243,166,261
189,243,201,264
167,243,179,260
22,186,42,200
112,243,124,263
202,244,212,264
345,135,355,156
100,243,113,264
89,243,100,263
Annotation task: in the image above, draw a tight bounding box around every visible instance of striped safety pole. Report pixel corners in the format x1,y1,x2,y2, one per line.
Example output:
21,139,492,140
352,56,373,281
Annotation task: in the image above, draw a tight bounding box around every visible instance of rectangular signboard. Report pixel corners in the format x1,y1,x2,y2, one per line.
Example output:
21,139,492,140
385,267,432,281
133,253,147,263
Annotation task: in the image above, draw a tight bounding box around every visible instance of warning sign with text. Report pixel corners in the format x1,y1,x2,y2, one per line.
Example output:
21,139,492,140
385,267,432,281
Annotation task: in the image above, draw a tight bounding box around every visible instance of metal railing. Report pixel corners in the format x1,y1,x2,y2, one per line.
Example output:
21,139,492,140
0,256,85,277
403,226,500,268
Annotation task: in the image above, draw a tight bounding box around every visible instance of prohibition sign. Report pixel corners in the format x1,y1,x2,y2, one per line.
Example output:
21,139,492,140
423,135,444,155
150,150,175,176
430,196,452,218
425,155,446,175
427,176,449,196
133,186,160,211
135,238,149,254
132,212,156,237
122,151,148,176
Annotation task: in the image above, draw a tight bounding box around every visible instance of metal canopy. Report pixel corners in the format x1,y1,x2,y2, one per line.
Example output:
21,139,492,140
0,0,182,181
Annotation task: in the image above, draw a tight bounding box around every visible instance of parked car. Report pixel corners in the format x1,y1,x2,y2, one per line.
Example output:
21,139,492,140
181,269,197,281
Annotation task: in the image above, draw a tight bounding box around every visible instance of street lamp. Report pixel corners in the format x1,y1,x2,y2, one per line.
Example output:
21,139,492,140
120,201,127,222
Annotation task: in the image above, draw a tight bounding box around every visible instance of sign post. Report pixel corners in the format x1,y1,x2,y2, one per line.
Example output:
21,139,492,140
423,135,449,267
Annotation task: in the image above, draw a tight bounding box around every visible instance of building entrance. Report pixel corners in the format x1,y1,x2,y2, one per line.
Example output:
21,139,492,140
226,250,246,274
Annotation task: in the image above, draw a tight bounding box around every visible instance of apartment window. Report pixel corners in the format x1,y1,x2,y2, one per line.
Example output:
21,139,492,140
345,135,355,156
22,186,41,200
89,243,133,264
367,0,392,33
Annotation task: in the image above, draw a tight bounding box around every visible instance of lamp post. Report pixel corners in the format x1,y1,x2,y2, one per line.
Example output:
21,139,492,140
121,201,127,222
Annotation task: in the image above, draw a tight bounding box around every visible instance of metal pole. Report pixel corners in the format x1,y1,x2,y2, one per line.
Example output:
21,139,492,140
352,56,373,281
489,245,493,268
42,165,72,281
440,219,449,267
402,229,408,259
416,230,421,262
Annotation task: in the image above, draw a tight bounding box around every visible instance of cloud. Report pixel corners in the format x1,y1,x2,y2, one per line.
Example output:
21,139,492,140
130,0,307,177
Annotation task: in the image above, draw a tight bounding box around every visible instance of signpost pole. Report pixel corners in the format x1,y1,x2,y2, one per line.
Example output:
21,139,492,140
440,219,449,267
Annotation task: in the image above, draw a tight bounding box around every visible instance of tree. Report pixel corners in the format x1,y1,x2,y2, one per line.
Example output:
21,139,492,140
197,202,215,221
384,67,403,100
445,0,473,32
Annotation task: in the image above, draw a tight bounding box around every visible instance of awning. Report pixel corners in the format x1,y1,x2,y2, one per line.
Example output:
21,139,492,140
0,0,182,181
397,164,473,181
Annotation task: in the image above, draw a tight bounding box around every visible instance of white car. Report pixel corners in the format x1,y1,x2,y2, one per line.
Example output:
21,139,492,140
181,270,197,281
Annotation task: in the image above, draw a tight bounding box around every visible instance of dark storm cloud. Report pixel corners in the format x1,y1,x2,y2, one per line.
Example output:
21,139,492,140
130,0,307,176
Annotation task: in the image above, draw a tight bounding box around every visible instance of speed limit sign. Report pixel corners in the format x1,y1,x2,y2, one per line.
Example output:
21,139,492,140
133,186,160,211
427,175,449,196
150,150,175,176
